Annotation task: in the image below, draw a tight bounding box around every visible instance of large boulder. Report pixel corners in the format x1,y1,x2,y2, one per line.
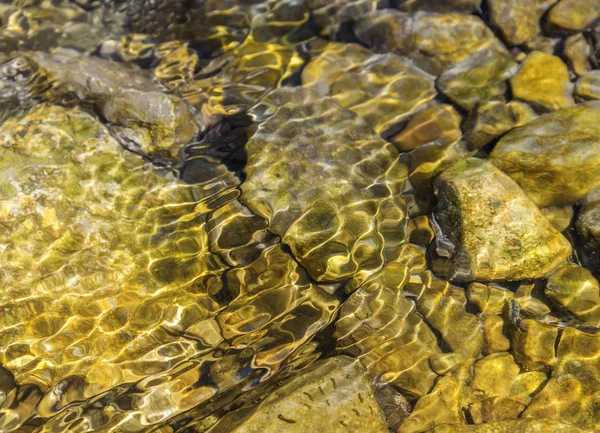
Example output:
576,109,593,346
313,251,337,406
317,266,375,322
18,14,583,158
433,158,572,282
489,101,600,207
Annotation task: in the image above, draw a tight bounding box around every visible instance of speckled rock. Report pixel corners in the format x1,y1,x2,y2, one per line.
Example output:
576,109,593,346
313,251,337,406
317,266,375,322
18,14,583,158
437,49,518,111
242,90,408,282
433,158,572,282
462,100,537,150
29,51,200,159
546,264,600,323
489,101,600,207
488,0,555,46
206,356,389,433
510,51,574,111
547,0,600,32
575,70,600,99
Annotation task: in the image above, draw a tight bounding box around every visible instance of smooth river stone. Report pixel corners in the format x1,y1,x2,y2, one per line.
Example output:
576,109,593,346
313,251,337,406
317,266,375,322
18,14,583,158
433,158,572,282
29,51,200,159
546,264,600,323
565,33,593,76
487,0,555,46
437,48,518,111
206,356,389,433
241,90,408,282
547,0,600,32
575,70,600,100
355,10,506,74
489,101,600,207
510,51,574,111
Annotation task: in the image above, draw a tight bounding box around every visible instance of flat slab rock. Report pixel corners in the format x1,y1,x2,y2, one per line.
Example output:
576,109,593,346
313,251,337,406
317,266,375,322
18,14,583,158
433,157,572,282
490,101,600,207
207,356,389,433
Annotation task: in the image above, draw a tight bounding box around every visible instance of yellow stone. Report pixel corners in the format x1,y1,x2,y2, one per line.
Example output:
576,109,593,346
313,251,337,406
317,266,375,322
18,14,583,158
510,51,574,111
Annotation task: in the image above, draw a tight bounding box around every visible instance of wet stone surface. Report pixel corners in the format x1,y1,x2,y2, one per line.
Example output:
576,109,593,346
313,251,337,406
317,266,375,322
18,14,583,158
0,1,600,433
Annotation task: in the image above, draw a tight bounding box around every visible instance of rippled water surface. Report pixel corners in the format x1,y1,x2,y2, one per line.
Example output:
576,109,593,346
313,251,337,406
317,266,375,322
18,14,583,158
1,1,600,432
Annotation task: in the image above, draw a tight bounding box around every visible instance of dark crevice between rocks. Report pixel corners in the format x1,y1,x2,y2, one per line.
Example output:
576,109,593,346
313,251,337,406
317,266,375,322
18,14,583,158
179,113,252,185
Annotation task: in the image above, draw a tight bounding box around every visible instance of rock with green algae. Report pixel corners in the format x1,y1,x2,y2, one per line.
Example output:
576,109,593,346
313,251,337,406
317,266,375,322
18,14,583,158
546,0,600,32
546,264,600,323
27,51,200,159
430,419,595,433
204,356,389,433
510,51,574,111
432,158,572,282
489,101,600,207
437,48,518,111
487,0,555,46
241,89,408,283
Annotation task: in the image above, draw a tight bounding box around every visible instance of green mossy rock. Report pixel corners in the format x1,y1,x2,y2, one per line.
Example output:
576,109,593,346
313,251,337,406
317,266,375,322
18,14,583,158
433,158,572,282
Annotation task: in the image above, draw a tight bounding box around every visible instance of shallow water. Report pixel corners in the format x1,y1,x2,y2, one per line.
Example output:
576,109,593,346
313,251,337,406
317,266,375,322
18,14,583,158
0,1,600,432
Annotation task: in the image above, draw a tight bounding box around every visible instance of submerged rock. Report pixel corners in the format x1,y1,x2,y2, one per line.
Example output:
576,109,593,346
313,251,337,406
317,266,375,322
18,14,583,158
355,10,506,74
303,41,436,135
523,327,600,430
29,51,200,159
241,91,408,282
546,264,600,323
462,100,537,150
206,356,389,433
565,33,593,76
577,193,600,254
391,103,462,152
510,51,574,111
489,101,600,207
0,104,225,408
432,419,595,433
437,48,518,111
433,158,572,282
